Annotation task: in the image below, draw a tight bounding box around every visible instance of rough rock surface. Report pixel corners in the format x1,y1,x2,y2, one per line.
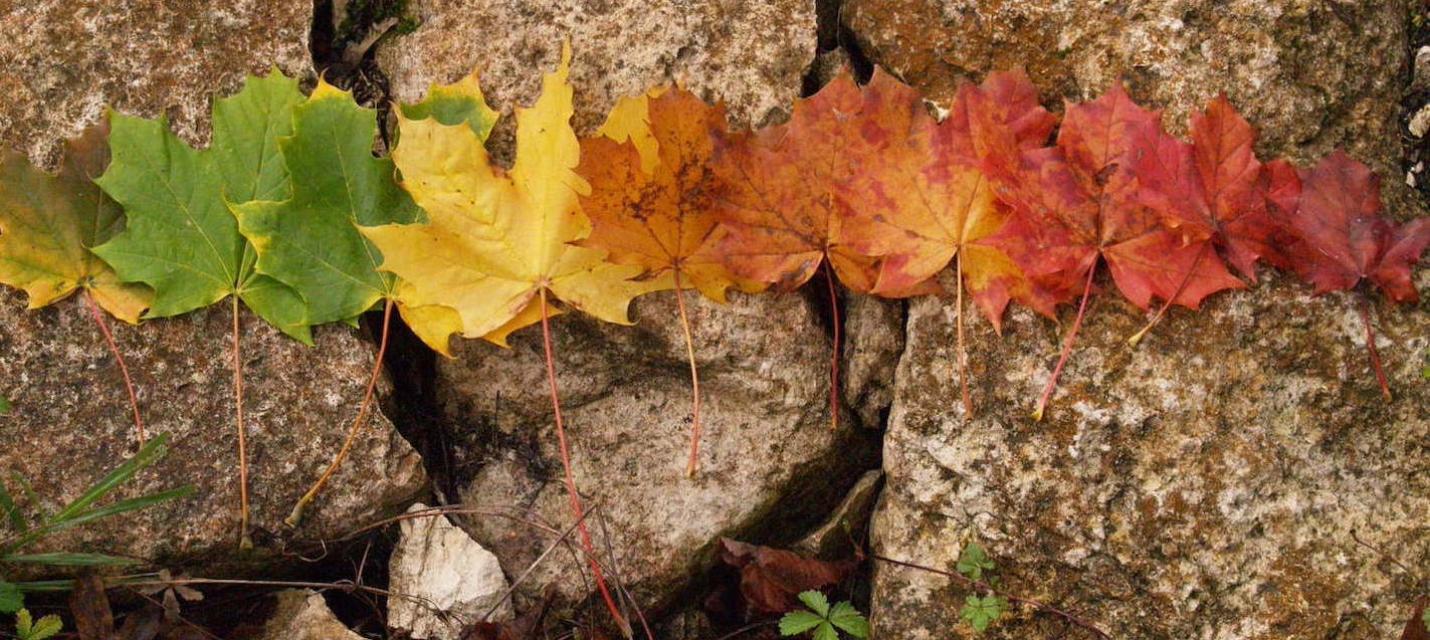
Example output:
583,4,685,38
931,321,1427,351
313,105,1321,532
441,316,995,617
373,0,815,134
0,0,314,167
443,292,878,611
870,273,1429,639
793,470,883,558
0,290,426,563
843,296,906,428
389,503,513,639
842,0,1420,215
258,590,364,640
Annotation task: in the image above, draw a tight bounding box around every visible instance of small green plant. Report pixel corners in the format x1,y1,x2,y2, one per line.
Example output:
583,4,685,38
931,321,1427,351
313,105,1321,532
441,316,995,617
0,434,192,627
959,594,1008,633
13,608,62,640
955,541,1006,633
956,542,995,581
779,590,869,640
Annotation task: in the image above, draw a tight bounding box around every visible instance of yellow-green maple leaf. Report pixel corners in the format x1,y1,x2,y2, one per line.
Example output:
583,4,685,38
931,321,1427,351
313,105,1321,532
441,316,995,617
362,44,650,353
0,124,151,323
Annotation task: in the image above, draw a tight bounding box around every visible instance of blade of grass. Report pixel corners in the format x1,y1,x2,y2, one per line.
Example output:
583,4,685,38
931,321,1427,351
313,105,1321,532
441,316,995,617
49,434,169,524
1,552,138,567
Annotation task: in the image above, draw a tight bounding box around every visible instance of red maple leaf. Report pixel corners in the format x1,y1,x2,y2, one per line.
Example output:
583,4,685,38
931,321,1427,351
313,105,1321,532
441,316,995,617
1284,151,1430,398
984,84,1244,420
1133,95,1283,280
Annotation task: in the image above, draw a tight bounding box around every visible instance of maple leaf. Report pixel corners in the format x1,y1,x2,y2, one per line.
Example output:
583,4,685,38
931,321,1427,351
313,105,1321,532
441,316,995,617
231,78,468,528
1124,96,1289,346
233,80,425,327
396,72,499,140
92,70,311,341
577,86,750,477
0,125,150,323
361,43,643,633
711,69,922,292
581,87,748,303
1133,95,1282,280
362,50,651,349
710,68,925,430
0,123,151,443
1284,151,1430,398
718,538,856,616
837,70,1054,414
984,84,1244,420
90,70,314,547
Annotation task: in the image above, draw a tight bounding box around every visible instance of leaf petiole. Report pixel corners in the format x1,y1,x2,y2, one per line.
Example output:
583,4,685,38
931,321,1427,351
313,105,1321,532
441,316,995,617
538,289,631,637
1033,261,1097,421
82,291,145,446
286,297,395,528
674,270,705,479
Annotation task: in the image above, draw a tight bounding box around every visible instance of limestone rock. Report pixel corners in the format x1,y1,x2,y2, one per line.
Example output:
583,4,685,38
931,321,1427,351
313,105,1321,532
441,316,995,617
258,590,364,640
0,0,314,167
0,290,426,563
443,292,879,611
870,274,1429,638
373,0,816,135
389,503,513,639
842,0,1419,215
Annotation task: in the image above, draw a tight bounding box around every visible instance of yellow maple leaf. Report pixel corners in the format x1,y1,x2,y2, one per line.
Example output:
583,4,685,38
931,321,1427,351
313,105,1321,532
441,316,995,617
0,124,151,323
361,43,649,352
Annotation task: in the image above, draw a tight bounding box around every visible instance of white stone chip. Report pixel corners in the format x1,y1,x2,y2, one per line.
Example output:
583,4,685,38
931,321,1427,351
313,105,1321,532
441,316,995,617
388,503,513,639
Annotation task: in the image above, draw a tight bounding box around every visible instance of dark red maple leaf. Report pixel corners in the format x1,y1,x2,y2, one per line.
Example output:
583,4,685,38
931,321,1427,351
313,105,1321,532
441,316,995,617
717,538,857,616
984,84,1244,420
1284,151,1430,398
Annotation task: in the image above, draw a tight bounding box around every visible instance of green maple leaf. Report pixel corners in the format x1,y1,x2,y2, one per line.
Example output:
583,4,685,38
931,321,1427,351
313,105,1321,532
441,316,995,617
959,594,1006,633
91,70,312,342
396,72,499,139
233,80,423,326
957,542,996,581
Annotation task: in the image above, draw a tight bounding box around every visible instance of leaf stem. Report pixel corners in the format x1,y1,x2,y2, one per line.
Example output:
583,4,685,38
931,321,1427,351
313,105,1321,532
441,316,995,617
286,298,395,529
673,271,704,479
1033,263,1097,422
1357,293,1392,401
83,291,144,446
1128,243,1210,347
231,296,251,551
823,260,841,431
538,289,631,637
955,250,972,417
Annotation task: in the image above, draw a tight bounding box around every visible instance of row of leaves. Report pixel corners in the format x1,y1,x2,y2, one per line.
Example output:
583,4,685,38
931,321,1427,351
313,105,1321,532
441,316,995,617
4,47,1426,413
1,42,1426,633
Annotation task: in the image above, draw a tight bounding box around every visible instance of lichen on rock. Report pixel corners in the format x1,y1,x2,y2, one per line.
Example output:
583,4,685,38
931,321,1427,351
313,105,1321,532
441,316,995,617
0,0,314,167
870,275,1429,638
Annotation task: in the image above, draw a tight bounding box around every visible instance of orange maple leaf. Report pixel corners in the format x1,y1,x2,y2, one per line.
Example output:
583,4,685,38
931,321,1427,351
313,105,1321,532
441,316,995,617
578,86,752,476
836,70,1055,414
709,68,926,430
